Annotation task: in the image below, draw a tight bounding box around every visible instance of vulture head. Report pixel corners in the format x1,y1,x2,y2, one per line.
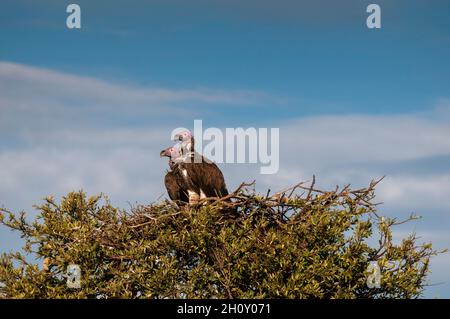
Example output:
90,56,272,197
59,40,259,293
160,146,180,158
160,146,182,168
174,130,192,142
174,130,194,158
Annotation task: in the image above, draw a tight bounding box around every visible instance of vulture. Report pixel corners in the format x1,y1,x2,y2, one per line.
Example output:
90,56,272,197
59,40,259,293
160,146,189,203
174,131,229,199
160,131,229,204
160,145,209,204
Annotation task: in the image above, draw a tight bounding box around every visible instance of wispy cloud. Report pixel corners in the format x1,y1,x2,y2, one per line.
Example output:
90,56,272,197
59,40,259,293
0,61,272,134
0,62,269,106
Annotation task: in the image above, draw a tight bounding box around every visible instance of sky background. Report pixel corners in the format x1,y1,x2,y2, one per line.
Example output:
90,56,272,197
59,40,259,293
1,0,450,298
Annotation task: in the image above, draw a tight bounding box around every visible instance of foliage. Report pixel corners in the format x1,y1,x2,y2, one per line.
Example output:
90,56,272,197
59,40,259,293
0,179,442,298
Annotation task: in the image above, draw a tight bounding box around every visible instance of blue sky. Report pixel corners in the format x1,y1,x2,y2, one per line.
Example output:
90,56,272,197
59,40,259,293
2,0,450,116
1,0,450,298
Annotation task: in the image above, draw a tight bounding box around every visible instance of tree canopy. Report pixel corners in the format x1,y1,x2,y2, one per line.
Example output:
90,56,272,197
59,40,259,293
0,179,442,298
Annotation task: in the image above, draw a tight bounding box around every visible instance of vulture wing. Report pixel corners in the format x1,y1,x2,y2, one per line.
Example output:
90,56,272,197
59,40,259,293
190,160,229,198
174,135,229,200
164,170,189,202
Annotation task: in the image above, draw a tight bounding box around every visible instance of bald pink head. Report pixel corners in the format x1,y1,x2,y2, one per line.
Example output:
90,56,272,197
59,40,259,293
160,146,181,159
174,130,192,142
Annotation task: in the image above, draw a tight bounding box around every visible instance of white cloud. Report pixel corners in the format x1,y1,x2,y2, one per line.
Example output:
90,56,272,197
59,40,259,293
280,113,450,165
0,61,274,137
0,61,268,107
377,174,450,211
0,147,166,214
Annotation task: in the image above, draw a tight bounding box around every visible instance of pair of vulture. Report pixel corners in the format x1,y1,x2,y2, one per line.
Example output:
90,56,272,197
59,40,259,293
160,131,229,204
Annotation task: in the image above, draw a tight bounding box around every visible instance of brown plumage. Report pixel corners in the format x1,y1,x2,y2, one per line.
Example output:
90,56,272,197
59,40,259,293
174,131,229,199
160,147,192,203
189,160,229,198
162,131,229,204
164,170,189,202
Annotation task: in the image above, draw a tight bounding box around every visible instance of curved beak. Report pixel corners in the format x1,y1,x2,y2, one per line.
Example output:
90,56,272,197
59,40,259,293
160,149,169,157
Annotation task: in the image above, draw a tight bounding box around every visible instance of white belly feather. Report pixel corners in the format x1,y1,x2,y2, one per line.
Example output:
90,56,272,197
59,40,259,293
182,167,205,202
